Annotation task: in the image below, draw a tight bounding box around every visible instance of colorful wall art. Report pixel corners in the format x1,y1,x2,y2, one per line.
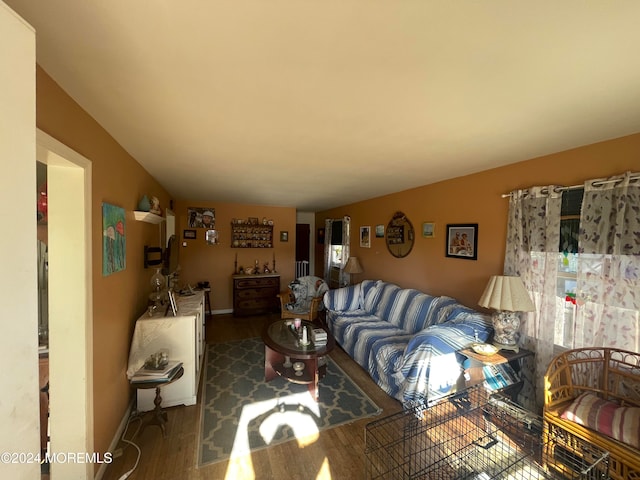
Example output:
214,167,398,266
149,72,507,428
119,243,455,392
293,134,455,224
102,202,126,275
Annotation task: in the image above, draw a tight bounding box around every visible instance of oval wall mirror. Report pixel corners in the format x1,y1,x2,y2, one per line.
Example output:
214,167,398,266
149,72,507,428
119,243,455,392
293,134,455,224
385,211,415,258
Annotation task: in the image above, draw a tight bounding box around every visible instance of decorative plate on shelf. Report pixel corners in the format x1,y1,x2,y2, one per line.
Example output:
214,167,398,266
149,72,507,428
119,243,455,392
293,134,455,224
471,343,499,356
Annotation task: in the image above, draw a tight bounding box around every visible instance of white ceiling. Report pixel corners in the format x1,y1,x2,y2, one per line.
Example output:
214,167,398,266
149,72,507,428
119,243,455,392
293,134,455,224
7,1,640,211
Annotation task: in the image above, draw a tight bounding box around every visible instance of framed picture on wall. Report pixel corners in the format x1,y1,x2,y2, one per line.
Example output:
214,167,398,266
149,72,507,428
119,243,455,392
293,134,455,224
375,224,384,238
422,222,435,238
360,226,371,248
183,229,196,239
187,207,215,229
102,202,126,276
445,223,478,260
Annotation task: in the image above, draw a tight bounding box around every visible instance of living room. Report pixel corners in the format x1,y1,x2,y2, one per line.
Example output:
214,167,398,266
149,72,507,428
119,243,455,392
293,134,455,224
3,2,640,479
29,69,640,480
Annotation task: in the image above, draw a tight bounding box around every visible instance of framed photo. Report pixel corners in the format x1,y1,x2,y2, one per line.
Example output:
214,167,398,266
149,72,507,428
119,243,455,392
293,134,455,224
360,226,371,248
280,231,288,242
183,229,196,240
205,229,219,245
167,290,178,316
422,222,435,238
375,224,385,238
187,207,215,228
317,228,325,244
446,224,478,260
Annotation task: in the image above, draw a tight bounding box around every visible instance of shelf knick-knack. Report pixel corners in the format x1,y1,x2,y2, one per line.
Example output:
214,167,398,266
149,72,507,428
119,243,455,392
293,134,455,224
137,195,151,212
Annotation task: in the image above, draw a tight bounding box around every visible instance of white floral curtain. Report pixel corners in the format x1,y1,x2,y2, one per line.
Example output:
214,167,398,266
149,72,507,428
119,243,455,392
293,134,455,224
504,171,640,411
575,172,640,351
504,186,562,411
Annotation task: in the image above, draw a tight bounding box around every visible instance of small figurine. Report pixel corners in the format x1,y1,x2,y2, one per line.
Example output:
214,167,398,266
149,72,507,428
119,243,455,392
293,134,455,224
149,196,161,215
263,263,270,273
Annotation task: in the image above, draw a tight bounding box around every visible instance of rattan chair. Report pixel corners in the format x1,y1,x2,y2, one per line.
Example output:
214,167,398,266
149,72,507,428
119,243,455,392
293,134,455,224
277,276,328,322
278,292,323,322
543,347,640,480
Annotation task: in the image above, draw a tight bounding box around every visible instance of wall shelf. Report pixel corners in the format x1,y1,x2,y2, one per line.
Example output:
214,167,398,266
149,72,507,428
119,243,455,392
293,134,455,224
134,211,164,224
231,222,273,248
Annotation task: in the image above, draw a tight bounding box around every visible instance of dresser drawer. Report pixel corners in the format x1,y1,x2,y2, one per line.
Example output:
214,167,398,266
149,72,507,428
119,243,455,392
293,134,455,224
235,277,279,289
235,297,273,311
232,274,280,317
236,288,276,300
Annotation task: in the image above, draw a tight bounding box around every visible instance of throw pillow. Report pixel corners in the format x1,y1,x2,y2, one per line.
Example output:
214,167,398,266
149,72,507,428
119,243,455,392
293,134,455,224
560,392,640,449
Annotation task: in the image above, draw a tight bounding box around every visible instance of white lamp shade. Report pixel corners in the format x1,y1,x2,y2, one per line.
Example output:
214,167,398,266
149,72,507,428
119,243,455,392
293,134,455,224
478,275,534,312
344,257,363,274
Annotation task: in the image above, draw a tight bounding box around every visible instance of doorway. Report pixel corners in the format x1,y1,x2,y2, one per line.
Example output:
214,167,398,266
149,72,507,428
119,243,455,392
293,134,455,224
295,223,310,277
37,129,94,479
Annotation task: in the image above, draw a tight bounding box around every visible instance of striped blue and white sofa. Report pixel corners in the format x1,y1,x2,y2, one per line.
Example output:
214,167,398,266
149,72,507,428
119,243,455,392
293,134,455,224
323,279,494,406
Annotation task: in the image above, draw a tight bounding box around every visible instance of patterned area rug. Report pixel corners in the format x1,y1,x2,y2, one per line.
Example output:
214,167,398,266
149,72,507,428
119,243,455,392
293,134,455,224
198,337,382,467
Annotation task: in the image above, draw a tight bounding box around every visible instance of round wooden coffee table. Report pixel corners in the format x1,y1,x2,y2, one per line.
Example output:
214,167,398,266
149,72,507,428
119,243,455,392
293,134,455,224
262,319,335,401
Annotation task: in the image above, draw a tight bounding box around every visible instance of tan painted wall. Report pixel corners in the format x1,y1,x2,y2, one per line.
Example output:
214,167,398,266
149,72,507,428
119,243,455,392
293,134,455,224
174,200,297,310
35,66,172,460
316,133,640,309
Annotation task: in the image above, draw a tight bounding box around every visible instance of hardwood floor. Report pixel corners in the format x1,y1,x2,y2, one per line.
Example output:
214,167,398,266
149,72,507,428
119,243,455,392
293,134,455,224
101,313,402,480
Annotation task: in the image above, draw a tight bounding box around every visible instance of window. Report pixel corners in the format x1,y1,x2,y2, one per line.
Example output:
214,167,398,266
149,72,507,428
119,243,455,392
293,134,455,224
555,188,583,348
329,220,344,266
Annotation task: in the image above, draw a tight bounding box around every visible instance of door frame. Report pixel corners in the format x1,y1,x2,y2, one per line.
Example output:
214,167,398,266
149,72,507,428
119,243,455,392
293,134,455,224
37,129,94,479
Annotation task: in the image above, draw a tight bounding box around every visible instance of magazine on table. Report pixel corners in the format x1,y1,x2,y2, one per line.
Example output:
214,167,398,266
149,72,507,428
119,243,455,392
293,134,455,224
131,360,183,383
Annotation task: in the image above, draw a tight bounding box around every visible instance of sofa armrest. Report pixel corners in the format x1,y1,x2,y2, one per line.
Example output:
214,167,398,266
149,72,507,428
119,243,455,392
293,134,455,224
400,318,493,402
323,283,362,312
405,313,492,357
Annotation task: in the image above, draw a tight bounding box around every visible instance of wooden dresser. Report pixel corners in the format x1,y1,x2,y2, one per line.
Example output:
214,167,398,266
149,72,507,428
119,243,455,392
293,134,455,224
232,273,280,316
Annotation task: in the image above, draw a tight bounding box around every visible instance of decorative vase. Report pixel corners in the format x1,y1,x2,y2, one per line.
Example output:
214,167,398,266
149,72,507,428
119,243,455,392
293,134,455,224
149,268,166,308
150,268,166,291
137,194,151,212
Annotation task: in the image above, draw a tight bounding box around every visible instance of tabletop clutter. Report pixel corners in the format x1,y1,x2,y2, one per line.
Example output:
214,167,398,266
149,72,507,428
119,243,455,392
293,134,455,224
286,318,328,347
130,350,183,383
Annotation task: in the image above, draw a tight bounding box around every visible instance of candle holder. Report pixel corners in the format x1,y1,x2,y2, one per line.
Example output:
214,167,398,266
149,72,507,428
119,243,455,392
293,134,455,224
299,326,311,346
293,361,305,376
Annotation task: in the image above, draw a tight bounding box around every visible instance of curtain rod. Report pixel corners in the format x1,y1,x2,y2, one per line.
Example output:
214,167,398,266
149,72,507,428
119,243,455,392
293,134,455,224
501,172,640,198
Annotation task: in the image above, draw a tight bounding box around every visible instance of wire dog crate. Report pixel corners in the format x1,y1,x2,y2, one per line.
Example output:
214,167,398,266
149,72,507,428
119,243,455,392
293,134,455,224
365,386,609,479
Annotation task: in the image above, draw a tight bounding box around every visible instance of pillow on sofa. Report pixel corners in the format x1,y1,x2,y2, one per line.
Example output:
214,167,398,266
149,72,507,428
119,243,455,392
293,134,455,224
560,392,640,449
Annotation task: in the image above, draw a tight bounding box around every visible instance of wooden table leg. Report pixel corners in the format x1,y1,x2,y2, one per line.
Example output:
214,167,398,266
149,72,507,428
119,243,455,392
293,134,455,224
141,386,168,437
264,345,279,382
308,358,319,401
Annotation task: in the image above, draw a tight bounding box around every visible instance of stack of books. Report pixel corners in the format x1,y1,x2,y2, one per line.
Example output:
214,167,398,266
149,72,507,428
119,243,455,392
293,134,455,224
312,328,328,346
482,363,520,391
131,360,183,383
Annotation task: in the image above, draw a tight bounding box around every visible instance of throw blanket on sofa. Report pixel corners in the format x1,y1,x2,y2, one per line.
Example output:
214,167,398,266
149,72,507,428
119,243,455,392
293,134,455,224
324,280,494,406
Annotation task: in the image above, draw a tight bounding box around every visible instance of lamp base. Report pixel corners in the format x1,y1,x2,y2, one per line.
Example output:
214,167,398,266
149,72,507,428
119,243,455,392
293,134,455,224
491,310,522,353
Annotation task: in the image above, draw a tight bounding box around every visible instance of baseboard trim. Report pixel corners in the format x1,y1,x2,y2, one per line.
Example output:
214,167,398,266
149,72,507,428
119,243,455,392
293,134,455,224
94,396,134,480
211,308,233,315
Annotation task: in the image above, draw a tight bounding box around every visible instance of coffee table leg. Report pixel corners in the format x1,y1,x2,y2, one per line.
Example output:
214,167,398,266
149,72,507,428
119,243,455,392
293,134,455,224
308,358,319,401
264,345,279,382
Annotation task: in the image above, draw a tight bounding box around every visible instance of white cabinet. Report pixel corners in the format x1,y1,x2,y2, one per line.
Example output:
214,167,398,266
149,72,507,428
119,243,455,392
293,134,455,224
127,291,205,411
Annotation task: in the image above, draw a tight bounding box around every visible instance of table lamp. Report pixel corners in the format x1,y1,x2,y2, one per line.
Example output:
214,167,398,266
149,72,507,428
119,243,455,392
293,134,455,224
478,275,534,352
343,257,363,285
